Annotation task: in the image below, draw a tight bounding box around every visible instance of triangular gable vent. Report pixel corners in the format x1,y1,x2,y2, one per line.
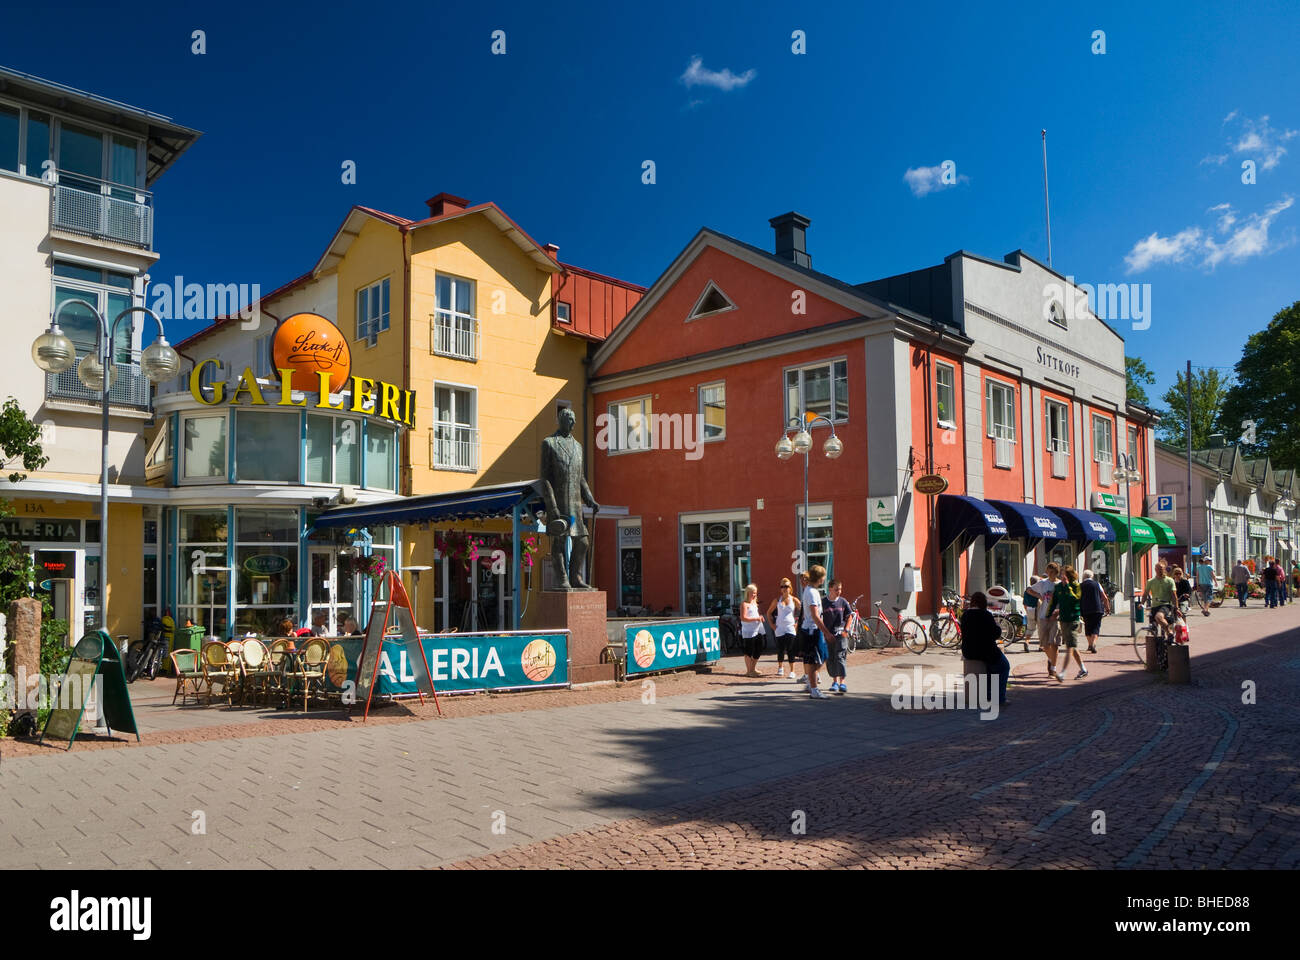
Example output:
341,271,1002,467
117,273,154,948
687,281,736,321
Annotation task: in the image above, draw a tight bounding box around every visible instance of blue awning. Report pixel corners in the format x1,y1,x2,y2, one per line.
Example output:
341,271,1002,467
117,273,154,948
988,499,1066,546
1048,506,1118,544
937,495,1007,552
310,481,547,529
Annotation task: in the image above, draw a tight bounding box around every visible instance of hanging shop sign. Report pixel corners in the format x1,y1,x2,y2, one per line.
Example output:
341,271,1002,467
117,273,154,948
188,312,416,428
624,617,721,675
868,496,897,544
914,474,948,495
242,554,291,575
1091,491,1128,512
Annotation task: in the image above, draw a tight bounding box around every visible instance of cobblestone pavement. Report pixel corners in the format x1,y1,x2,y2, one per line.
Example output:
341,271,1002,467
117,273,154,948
1,600,1295,869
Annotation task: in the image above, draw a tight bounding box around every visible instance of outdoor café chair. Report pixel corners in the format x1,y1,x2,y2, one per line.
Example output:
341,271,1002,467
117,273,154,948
239,637,276,706
169,648,205,705
282,637,329,711
201,641,239,707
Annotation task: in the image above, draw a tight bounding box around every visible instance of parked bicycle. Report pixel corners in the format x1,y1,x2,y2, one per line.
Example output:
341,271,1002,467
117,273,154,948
124,617,166,682
843,595,868,651
994,610,1033,653
928,590,965,649
862,594,927,654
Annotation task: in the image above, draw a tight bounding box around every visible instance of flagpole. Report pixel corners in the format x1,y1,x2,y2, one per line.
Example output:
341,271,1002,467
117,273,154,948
1186,360,1194,572
1042,129,1053,267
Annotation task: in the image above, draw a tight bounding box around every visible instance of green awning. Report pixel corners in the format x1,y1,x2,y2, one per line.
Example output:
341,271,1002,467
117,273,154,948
1146,518,1177,546
1101,512,1159,548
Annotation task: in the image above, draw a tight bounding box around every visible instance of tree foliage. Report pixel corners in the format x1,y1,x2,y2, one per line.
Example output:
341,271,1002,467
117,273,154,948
1158,368,1231,449
1218,301,1300,469
1125,355,1156,406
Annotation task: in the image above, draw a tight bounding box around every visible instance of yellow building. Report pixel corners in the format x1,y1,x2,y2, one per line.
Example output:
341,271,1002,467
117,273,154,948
176,193,642,634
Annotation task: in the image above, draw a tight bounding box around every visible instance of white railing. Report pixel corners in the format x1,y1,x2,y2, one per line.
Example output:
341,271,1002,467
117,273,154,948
430,423,479,472
432,312,478,361
50,175,153,248
1098,459,1114,487
1050,446,1070,478
994,436,1014,469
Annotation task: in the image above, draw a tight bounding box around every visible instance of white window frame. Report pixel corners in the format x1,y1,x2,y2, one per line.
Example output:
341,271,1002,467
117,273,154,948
797,503,834,578
1127,425,1139,466
686,280,736,322
304,414,361,486
0,100,146,188
51,262,140,363
699,381,726,442
784,358,849,425
431,381,478,472
984,378,1017,441
556,302,571,323
1045,399,1070,453
356,276,391,347
608,395,652,454
433,273,478,361
935,361,956,429
1092,414,1114,464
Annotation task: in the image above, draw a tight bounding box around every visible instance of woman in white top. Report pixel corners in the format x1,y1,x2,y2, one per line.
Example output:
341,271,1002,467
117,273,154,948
739,583,765,677
766,578,801,677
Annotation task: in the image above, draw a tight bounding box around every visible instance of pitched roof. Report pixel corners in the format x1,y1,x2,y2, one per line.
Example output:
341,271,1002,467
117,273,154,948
175,271,315,351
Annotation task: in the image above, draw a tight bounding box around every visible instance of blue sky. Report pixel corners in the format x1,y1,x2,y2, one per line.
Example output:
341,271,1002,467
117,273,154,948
3,0,1297,405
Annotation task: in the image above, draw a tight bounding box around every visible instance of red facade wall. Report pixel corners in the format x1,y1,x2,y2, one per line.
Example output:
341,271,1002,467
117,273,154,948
555,266,644,341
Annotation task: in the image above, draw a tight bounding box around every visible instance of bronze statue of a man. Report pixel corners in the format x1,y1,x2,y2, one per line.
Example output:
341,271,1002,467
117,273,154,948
540,406,600,590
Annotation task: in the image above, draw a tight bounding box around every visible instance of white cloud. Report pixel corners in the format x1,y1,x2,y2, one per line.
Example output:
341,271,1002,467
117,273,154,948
902,163,969,197
1200,153,1228,166
680,56,755,91
1125,196,1294,273
1222,110,1238,125
1230,115,1298,170
1125,228,1203,273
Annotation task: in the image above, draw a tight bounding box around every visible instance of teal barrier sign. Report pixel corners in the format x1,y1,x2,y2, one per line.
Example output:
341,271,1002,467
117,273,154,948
335,631,569,695
624,618,721,675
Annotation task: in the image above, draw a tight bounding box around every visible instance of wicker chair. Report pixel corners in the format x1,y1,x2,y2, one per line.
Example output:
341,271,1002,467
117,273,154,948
239,638,275,706
201,641,238,707
170,648,205,705
282,637,329,711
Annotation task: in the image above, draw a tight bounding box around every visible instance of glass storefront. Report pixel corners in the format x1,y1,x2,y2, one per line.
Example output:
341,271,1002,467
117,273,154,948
178,508,230,638
682,514,750,616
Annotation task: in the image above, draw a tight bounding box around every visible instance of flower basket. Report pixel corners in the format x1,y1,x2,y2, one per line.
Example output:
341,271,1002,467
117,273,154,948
353,554,387,582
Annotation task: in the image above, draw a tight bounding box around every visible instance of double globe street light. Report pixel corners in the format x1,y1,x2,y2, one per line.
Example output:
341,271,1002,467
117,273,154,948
776,413,843,576
32,301,179,637
1114,452,1143,639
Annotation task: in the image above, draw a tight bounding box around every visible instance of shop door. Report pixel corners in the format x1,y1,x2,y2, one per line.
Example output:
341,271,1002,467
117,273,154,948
308,547,354,634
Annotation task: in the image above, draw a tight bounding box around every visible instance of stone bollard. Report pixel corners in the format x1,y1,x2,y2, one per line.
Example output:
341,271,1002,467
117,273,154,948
1167,644,1191,684
1144,636,1160,671
9,598,42,714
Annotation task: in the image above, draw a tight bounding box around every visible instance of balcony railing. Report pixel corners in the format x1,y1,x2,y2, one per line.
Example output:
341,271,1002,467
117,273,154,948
432,312,478,361
46,358,152,411
50,175,153,248
430,423,479,472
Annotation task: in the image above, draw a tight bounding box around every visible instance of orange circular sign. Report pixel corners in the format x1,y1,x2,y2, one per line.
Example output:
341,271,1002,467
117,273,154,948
520,639,557,682
273,313,353,394
632,629,656,669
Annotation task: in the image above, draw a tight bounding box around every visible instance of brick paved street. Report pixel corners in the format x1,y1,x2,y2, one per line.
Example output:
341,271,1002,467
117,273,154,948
1,600,1296,869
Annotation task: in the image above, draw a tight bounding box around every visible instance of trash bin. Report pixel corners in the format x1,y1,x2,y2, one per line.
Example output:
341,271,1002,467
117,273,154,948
172,624,206,658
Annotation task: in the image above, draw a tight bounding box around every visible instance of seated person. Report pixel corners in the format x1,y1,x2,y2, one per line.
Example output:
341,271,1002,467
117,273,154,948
959,591,1010,706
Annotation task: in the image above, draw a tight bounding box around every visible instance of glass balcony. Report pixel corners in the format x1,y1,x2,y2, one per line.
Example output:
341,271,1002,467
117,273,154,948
50,175,153,248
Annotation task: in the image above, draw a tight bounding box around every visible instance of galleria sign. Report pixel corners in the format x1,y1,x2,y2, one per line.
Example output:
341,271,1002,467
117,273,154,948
188,313,415,428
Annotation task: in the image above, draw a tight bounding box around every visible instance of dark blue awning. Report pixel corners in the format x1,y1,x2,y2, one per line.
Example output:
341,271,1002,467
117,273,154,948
1048,506,1118,544
310,481,546,529
937,495,1007,552
988,499,1066,547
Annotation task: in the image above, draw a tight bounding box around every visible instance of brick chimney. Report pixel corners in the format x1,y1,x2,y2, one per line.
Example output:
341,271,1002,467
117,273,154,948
426,192,469,217
543,243,560,261
769,212,811,269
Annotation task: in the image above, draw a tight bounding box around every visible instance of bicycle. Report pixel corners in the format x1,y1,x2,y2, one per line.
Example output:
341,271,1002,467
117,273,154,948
124,618,166,682
1135,600,1181,668
862,594,927,654
842,595,873,651
928,590,965,649
994,610,1033,653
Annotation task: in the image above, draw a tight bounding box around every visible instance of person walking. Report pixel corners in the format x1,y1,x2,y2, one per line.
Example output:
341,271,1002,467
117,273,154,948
1232,559,1251,607
1194,555,1215,615
959,591,1010,706
1029,562,1063,679
767,578,800,678
1172,566,1193,618
1046,565,1088,680
800,565,831,699
1262,556,1278,609
739,583,766,677
1079,569,1111,654
821,579,852,694
1022,576,1042,635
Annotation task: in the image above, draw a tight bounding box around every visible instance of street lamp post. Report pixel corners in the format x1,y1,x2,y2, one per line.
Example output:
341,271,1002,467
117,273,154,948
1115,453,1142,639
775,413,843,574
32,303,178,641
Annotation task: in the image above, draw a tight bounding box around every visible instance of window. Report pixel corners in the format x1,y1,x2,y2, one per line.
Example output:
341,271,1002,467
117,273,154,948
356,277,390,346
1127,425,1138,467
366,422,397,490
686,281,736,321
254,334,273,378
681,514,750,615
52,261,135,363
941,542,960,594
986,539,1023,595
178,509,229,639
182,415,227,480
935,362,955,428
556,302,571,323
234,508,298,636
431,384,477,472
607,396,651,453
234,411,299,482
984,379,1016,440
433,274,477,360
699,381,725,441
0,104,17,173
305,415,360,485
1045,400,1070,452
785,359,848,424
1092,415,1114,463
798,504,834,578
25,111,50,180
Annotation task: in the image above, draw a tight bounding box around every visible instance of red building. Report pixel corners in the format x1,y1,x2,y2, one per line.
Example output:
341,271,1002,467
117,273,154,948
589,213,1160,621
